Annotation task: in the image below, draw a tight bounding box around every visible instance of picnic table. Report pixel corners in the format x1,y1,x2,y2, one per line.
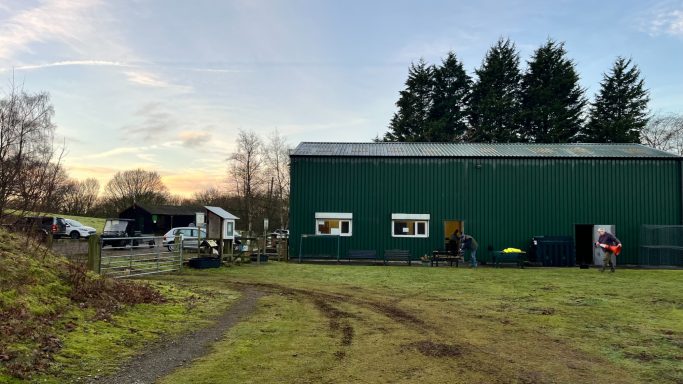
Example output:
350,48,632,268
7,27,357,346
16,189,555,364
431,250,463,267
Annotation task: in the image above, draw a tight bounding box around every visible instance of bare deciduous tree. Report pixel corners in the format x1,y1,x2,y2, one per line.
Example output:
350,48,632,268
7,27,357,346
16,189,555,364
62,178,100,215
641,113,683,155
103,169,169,214
264,129,290,229
0,81,63,221
229,130,264,234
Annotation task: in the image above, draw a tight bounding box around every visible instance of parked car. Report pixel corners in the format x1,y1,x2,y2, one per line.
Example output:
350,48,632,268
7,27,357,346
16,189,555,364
16,216,68,239
64,219,97,239
162,227,207,252
101,218,154,247
270,229,289,239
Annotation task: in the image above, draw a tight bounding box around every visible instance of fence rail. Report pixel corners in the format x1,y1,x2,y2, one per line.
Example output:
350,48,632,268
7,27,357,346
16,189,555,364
98,235,183,278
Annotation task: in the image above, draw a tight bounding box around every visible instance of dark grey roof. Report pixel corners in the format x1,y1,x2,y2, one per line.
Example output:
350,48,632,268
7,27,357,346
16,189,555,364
135,204,203,216
290,142,680,159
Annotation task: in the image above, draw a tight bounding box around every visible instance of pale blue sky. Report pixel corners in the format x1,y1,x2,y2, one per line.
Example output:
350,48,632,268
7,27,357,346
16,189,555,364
1,0,682,195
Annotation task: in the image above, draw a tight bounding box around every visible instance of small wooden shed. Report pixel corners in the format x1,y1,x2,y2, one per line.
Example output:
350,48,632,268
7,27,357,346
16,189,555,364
204,206,239,258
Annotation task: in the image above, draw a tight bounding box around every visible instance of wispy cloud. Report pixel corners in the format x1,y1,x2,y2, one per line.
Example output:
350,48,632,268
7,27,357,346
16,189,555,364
0,0,94,60
125,71,171,87
644,3,683,37
121,102,179,140
0,1,192,90
0,59,131,72
85,146,151,159
179,131,212,147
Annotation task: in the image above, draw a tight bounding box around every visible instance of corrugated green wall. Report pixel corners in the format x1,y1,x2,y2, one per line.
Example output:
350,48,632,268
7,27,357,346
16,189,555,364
289,157,682,265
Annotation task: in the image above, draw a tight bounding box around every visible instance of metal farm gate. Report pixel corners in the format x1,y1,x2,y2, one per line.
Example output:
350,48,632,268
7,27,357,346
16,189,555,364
92,235,184,278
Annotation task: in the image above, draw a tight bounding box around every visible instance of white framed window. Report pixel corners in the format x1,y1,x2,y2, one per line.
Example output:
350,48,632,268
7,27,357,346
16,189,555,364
391,213,429,238
315,212,352,236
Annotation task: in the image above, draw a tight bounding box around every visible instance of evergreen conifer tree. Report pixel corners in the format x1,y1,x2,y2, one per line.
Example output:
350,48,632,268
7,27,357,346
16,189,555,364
520,40,586,143
428,51,471,141
384,59,433,142
468,38,522,142
580,57,649,143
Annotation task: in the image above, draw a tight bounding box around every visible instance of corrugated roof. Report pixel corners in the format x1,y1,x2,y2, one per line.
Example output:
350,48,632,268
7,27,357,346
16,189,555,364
205,206,239,220
290,142,680,158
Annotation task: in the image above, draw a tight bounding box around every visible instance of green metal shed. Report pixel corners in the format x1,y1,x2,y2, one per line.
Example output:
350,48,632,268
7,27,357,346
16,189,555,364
289,142,682,266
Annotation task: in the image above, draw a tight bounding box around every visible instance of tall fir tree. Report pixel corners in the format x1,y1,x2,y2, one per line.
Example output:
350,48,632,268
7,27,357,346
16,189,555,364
384,59,433,142
427,51,471,141
468,38,522,142
520,39,586,143
580,57,649,143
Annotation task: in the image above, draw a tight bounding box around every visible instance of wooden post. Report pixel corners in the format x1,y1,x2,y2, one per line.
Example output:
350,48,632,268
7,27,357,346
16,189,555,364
87,234,101,273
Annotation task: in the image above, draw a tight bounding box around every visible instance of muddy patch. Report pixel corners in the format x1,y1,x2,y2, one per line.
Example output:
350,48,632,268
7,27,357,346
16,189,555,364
231,281,424,328
403,340,462,357
528,307,556,315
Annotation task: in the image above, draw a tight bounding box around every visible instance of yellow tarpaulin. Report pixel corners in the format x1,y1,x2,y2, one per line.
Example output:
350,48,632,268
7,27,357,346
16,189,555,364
503,247,524,253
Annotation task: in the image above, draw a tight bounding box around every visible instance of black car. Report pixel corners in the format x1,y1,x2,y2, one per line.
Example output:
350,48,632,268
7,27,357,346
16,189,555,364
101,218,154,247
16,216,68,239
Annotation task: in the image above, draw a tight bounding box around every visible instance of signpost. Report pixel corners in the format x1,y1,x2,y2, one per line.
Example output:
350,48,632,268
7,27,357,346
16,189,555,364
261,218,269,265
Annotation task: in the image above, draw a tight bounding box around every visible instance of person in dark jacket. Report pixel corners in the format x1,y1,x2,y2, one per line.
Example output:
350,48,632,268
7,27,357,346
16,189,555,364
596,228,621,272
461,234,478,268
448,229,461,257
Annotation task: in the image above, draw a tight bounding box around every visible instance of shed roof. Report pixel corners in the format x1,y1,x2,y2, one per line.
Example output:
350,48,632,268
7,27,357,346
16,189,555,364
290,142,680,159
205,206,239,220
131,203,203,216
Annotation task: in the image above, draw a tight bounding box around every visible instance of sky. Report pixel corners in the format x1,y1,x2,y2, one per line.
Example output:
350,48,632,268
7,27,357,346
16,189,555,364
1,0,682,197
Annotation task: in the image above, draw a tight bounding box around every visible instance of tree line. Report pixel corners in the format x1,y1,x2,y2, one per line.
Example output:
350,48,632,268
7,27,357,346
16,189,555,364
59,128,290,236
382,38,651,144
0,80,290,234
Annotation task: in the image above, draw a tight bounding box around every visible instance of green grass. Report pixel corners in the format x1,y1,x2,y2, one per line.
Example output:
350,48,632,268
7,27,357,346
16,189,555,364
42,281,239,382
157,263,682,384
0,227,240,383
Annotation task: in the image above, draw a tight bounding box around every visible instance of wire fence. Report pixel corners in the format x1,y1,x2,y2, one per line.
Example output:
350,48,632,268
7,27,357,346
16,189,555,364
639,225,683,266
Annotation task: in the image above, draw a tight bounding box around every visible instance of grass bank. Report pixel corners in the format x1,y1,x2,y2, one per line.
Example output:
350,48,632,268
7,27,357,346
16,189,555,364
0,228,239,383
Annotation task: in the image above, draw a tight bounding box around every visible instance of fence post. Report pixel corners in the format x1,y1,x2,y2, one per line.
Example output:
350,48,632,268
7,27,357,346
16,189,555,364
156,236,160,272
175,234,183,272
87,234,101,273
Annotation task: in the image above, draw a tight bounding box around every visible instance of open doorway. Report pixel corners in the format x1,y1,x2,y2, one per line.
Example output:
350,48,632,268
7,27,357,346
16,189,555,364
443,220,464,249
575,224,594,266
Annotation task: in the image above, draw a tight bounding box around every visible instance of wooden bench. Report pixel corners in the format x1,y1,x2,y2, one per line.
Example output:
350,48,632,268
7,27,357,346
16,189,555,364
492,251,526,268
431,250,463,267
384,249,412,265
347,250,378,262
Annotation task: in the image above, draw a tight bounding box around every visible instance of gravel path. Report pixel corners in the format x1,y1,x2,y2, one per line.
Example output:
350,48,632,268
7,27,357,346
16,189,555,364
93,287,264,384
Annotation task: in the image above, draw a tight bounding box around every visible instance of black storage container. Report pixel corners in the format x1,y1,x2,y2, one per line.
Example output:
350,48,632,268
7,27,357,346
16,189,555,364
530,236,576,267
188,257,221,269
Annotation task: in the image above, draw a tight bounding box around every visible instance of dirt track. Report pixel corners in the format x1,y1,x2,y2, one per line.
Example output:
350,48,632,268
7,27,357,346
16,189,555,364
93,287,264,384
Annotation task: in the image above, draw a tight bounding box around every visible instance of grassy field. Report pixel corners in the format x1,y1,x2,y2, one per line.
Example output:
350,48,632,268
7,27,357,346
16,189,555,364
153,263,682,384
3,210,106,232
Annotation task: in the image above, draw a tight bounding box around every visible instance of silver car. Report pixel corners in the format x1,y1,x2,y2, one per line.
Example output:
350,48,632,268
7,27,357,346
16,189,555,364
162,227,206,251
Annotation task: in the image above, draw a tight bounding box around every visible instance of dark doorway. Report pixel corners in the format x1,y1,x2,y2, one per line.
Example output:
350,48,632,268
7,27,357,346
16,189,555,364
575,224,594,265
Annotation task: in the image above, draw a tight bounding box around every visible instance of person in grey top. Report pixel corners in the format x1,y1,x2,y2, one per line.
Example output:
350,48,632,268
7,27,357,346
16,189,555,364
461,234,478,268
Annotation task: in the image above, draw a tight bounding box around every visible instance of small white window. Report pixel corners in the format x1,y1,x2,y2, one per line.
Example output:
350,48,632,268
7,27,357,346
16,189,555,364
391,213,429,238
315,212,352,236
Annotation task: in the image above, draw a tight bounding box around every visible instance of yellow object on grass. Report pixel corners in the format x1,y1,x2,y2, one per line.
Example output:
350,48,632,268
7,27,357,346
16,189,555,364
503,247,524,253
